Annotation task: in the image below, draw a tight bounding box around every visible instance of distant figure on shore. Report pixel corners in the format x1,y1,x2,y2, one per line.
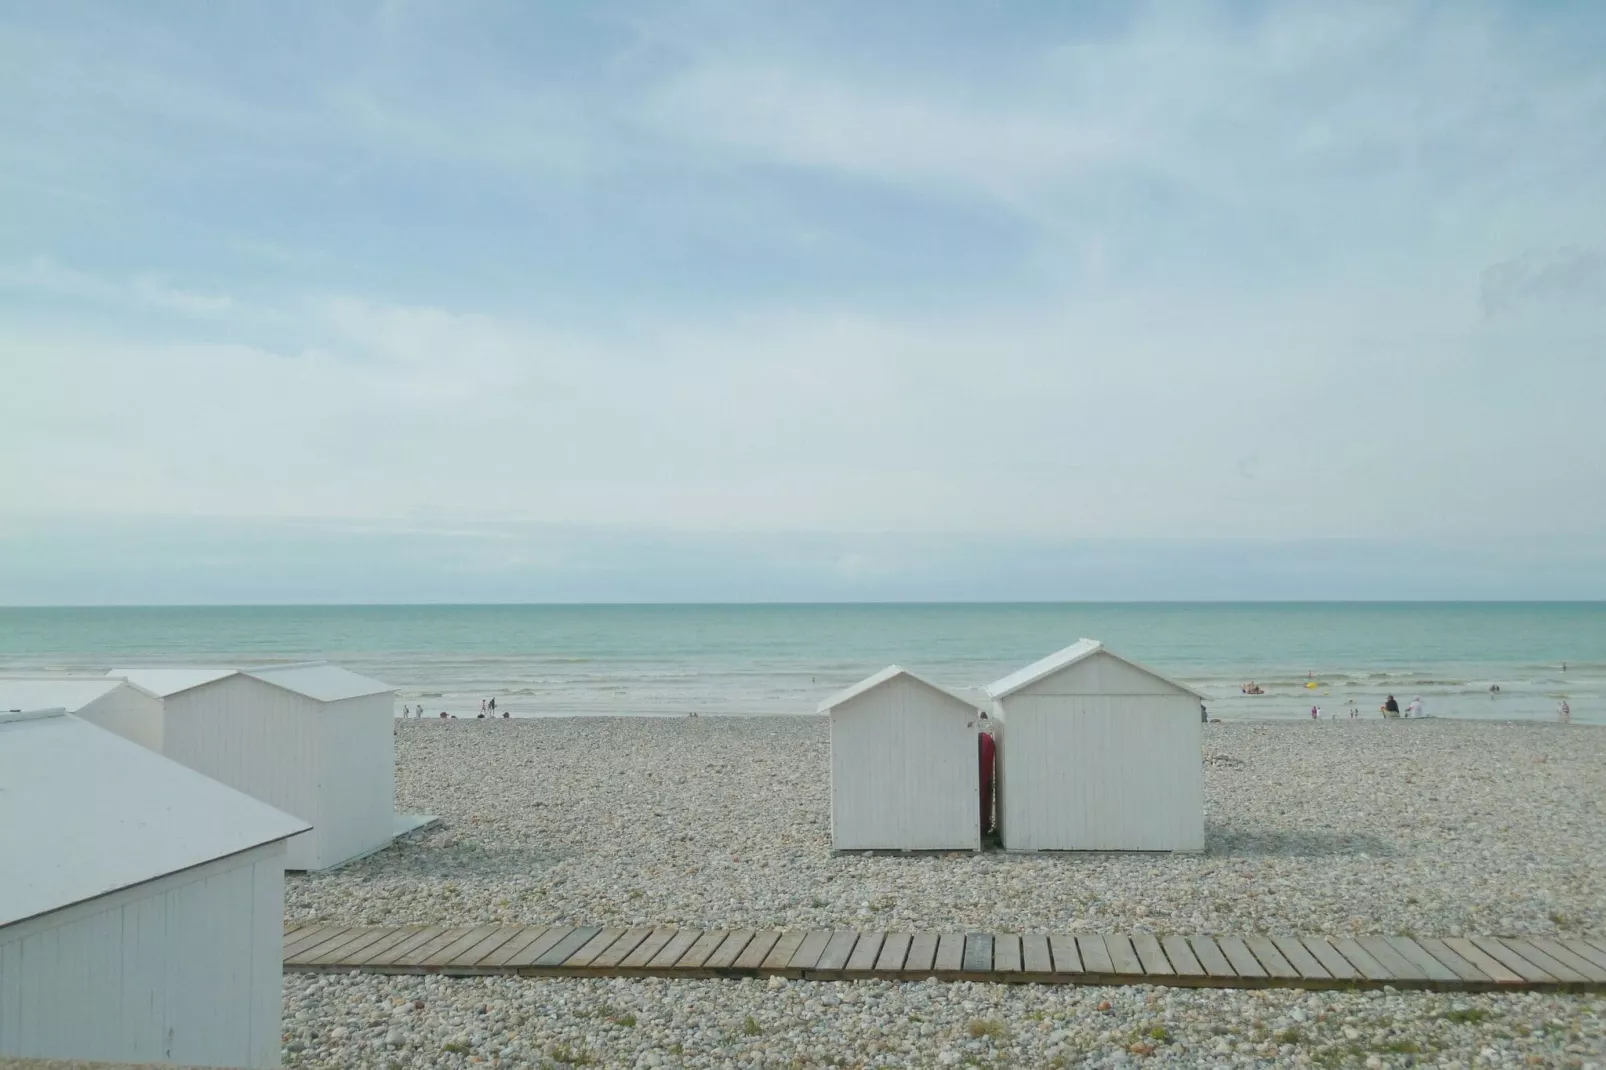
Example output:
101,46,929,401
1200,701,1208,724
439,711,448,719
1310,705,1319,720
1562,662,1567,672
401,704,409,717
1407,697,1424,717
1381,695,1401,717
489,697,497,712
1559,700,1571,723
502,710,510,719
1242,681,1264,695
481,699,487,713
1489,684,1500,694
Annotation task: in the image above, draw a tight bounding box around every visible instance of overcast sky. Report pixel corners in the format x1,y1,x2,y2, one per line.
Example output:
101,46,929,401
3,1,1604,603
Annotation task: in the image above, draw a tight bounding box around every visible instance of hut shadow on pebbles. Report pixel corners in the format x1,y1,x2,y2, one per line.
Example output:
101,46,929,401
1206,826,1397,858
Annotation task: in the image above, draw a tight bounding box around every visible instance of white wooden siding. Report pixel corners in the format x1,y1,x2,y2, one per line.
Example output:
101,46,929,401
1015,650,1186,697
996,693,1203,851
830,676,980,851
162,676,326,869
0,843,286,1070
76,686,166,753
312,693,397,869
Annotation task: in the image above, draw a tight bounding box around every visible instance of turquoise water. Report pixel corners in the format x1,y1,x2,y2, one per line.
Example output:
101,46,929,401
1,603,1600,723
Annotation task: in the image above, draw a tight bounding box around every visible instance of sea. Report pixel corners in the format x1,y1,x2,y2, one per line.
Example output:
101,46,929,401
1,603,1600,724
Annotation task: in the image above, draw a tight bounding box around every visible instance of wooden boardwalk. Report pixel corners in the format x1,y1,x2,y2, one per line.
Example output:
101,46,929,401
283,923,1606,993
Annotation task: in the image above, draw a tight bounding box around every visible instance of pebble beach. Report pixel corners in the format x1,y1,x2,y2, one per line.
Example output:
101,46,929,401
282,717,1606,1067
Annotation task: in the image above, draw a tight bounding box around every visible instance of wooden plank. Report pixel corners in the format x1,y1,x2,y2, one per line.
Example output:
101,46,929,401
674,930,732,971
1330,938,1392,982
1557,938,1606,973
645,929,703,970
961,933,993,974
479,926,553,969
993,934,1022,973
1187,936,1235,979
1244,936,1301,981
344,926,431,967
1269,936,1330,982
1496,938,1587,983
875,932,913,973
705,931,756,971
565,928,628,970
1584,937,1606,956
282,922,322,949
760,931,805,971
1076,935,1116,975
1103,935,1144,977
1382,937,1461,984
1356,935,1427,983
505,926,576,968
787,931,833,971
284,926,353,960
1300,937,1359,982
815,930,861,973
1442,938,1524,985
1217,936,1267,979
425,924,505,968
395,927,476,967
456,926,526,968
1414,938,1491,984
1049,935,1083,975
760,931,806,971
1160,935,1204,979
904,933,939,974
591,929,653,970
282,921,313,938
845,932,885,974
1130,934,1172,977
618,929,677,970
733,931,781,971
306,928,395,966
1518,938,1606,983
934,933,965,973
1468,937,1557,983
1022,933,1053,975
283,924,344,956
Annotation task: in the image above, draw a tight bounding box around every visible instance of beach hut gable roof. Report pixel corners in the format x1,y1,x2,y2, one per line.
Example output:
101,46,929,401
817,665,979,715
0,710,310,929
108,662,393,702
0,675,158,712
246,662,396,702
107,666,239,697
985,639,1204,700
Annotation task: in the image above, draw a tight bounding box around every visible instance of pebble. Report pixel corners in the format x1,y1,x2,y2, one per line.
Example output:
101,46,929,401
272,717,1606,1066
280,973,1606,1068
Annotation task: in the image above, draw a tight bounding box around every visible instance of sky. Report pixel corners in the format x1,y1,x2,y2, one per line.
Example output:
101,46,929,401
2,1,1604,603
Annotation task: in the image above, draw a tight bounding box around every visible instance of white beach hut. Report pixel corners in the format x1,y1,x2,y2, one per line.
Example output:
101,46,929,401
986,639,1205,852
819,666,983,851
0,709,308,1069
0,674,165,752
104,662,425,871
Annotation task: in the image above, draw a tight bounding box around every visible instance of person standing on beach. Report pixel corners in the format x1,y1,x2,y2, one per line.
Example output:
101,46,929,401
490,697,496,712
1559,700,1571,723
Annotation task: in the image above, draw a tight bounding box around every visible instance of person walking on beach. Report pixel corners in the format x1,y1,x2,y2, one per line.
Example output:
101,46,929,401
1559,700,1571,723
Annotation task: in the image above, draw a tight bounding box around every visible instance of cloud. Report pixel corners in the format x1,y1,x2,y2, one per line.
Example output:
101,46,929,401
0,257,237,319
1480,246,1606,319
